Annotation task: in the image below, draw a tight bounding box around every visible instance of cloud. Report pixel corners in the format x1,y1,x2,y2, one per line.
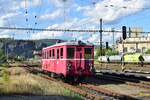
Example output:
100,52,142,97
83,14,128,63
87,33,99,43
0,12,20,19
32,0,42,7
0,34,10,38
20,0,42,8
39,9,62,20
30,18,79,39
30,24,63,39
0,0,150,45
78,0,150,24
0,30,12,38
49,0,74,8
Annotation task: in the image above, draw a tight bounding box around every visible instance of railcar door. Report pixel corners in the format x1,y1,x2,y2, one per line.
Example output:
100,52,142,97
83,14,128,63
76,47,84,71
84,48,93,70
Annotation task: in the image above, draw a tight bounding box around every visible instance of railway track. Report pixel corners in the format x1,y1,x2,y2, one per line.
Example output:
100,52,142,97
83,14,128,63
95,72,150,90
23,65,138,100
8,63,149,99
24,66,106,100
79,83,137,100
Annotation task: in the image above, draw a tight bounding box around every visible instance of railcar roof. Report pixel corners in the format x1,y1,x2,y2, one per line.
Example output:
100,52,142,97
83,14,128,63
43,41,94,49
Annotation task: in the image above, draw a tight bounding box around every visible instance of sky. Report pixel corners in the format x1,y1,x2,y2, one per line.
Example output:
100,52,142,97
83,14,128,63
0,0,150,45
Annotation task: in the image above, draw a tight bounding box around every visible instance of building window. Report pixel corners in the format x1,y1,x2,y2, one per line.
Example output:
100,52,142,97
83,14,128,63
60,48,63,58
130,47,135,52
67,48,74,59
124,47,127,52
130,47,134,50
142,47,146,53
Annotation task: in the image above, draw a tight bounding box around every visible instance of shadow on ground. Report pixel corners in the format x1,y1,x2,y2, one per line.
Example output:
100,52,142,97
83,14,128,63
84,74,126,86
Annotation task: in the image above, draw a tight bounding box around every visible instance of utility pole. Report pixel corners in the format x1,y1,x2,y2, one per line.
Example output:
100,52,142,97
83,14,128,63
99,18,102,62
112,28,115,51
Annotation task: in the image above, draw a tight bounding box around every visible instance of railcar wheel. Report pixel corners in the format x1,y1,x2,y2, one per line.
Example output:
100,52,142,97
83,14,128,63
50,73,55,78
74,77,79,83
60,74,67,82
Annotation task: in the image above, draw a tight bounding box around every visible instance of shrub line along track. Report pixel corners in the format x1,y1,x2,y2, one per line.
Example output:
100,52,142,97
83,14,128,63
20,64,138,100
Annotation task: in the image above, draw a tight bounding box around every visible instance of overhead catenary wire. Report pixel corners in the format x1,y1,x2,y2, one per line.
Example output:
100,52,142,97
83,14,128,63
33,0,42,34
62,0,67,36
104,4,150,10
103,3,150,35
0,26,150,34
25,0,30,39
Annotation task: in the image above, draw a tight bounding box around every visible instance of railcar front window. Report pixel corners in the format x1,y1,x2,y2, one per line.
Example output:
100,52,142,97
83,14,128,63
85,48,92,59
67,48,74,59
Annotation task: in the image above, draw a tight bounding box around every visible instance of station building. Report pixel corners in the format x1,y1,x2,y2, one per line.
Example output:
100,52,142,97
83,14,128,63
116,27,150,53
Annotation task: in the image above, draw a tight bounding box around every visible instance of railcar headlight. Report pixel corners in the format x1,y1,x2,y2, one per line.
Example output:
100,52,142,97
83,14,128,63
89,63,93,67
89,63,93,70
89,63,95,72
67,62,72,71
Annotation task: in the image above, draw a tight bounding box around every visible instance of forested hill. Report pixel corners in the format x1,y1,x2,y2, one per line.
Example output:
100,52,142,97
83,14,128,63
0,38,64,59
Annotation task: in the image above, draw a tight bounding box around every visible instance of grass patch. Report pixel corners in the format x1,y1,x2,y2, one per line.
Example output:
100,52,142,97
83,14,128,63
0,63,9,68
62,89,83,100
94,60,100,65
0,67,83,99
2,69,10,82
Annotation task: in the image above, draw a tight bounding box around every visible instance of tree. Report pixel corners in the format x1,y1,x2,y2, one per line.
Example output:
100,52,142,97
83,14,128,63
145,49,150,54
0,50,7,64
105,49,119,56
95,48,105,58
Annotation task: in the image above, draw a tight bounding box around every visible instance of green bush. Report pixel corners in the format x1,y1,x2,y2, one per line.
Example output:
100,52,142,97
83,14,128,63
145,49,150,54
2,69,10,82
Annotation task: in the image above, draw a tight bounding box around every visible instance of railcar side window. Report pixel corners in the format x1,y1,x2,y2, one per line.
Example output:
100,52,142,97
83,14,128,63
84,48,92,59
57,49,59,59
52,49,55,59
46,51,48,59
60,48,63,58
49,50,51,58
42,51,44,59
45,51,46,59
45,51,47,59
44,51,45,59
67,48,74,59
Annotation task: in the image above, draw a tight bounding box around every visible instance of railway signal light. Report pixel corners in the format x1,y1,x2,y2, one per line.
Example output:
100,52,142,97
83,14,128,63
106,42,109,49
122,26,126,40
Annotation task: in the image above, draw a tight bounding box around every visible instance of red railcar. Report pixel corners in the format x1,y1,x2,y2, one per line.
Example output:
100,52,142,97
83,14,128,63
42,41,94,81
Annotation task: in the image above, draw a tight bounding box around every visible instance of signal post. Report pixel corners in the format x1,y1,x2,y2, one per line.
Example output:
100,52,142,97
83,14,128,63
122,26,126,72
